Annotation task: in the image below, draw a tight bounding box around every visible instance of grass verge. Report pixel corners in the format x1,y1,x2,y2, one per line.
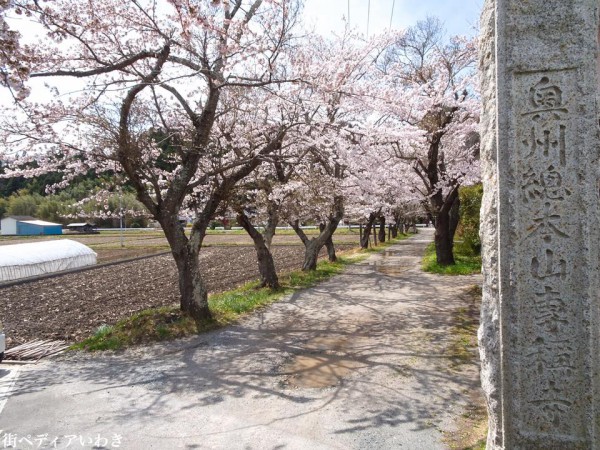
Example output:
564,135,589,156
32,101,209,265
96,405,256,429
422,242,481,275
448,285,481,366
72,236,410,352
443,285,488,450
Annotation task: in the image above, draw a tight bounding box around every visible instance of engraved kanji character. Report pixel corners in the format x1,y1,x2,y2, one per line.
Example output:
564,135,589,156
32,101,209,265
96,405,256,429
530,77,563,109
522,120,566,165
526,338,574,372
522,168,544,203
531,248,567,280
534,286,568,333
541,165,570,200
536,400,571,427
527,202,569,242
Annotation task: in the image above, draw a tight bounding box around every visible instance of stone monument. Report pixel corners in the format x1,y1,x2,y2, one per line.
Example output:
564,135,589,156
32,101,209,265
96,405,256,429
479,0,600,448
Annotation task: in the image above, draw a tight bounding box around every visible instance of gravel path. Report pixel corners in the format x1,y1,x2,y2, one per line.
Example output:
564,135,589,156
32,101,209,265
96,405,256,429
0,230,484,449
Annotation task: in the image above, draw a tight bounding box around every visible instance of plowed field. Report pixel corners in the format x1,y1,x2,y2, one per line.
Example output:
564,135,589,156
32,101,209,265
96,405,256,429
1,244,354,347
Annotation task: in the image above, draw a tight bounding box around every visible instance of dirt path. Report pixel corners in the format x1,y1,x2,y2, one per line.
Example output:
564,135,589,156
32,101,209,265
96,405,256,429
0,230,484,449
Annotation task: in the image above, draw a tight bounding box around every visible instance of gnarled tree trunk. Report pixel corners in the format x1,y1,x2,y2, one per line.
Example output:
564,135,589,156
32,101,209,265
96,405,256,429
360,212,378,249
291,197,344,271
162,217,211,321
174,248,210,319
237,212,280,289
320,223,337,262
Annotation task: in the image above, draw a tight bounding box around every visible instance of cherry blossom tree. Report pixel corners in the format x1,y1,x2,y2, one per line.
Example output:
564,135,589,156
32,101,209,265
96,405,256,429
341,149,402,248
374,17,480,265
0,0,302,321
225,159,294,288
275,30,395,269
216,85,307,289
0,0,30,99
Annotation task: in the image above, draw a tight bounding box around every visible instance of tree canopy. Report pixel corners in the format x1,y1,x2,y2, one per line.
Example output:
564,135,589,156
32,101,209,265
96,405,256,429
0,1,480,321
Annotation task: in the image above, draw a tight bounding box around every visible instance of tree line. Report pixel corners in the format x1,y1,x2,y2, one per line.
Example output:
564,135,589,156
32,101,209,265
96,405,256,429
0,1,480,322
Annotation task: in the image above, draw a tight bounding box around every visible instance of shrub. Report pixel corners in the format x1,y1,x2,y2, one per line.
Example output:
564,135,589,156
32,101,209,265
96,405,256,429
457,184,483,256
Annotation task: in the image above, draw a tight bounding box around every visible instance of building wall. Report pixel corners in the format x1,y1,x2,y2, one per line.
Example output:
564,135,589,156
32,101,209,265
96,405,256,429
17,223,63,236
0,218,17,236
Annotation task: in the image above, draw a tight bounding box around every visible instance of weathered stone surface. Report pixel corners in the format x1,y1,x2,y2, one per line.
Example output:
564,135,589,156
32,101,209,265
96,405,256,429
479,0,600,448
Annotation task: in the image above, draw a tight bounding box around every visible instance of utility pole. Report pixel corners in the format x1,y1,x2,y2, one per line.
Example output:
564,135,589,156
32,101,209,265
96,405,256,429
119,188,124,248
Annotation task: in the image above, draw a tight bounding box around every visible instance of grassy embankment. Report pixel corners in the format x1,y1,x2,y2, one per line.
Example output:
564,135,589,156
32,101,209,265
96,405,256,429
73,234,409,351
422,242,481,275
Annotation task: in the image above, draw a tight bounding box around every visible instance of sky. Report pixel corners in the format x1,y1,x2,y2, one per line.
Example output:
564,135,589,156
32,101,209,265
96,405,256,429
303,0,483,38
1,0,483,107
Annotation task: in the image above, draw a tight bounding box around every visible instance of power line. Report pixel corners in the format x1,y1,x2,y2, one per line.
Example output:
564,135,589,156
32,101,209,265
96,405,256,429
390,0,396,28
348,0,350,24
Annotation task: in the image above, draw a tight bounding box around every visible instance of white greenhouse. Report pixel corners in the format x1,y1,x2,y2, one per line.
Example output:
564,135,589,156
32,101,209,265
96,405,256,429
0,239,97,282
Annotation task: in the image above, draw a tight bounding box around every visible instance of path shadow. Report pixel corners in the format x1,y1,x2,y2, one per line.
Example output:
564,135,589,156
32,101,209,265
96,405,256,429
5,230,483,445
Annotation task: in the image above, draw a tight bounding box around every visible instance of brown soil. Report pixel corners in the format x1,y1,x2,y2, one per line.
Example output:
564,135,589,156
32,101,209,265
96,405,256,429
95,248,168,263
444,389,488,450
0,244,354,347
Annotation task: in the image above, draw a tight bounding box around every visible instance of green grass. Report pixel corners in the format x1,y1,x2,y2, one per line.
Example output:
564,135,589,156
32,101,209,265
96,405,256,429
422,242,481,275
464,439,487,450
71,238,409,352
443,285,488,450
448,286,481,365
361,232,410,252
71,307,201,351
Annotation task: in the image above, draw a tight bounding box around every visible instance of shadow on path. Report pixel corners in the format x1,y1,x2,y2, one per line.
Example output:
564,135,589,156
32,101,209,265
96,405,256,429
2,229,483,449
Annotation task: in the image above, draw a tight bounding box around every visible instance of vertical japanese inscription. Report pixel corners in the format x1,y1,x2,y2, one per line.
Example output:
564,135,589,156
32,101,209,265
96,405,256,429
514,70,586,439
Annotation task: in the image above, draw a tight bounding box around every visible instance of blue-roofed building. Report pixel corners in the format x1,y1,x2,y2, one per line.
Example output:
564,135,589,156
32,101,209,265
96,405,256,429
0,216,63,236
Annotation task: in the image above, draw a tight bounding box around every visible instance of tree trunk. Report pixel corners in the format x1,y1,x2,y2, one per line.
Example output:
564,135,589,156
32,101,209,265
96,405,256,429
390,224,398,238
160,217,212,322
434,209,455,265
263,200,279,250
237,212,280,289
360,213,377,249
173,249,211,320
302,239,320,271
320,223,337,262
290,196,344,271
430,184,461,266
378,216,386,243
